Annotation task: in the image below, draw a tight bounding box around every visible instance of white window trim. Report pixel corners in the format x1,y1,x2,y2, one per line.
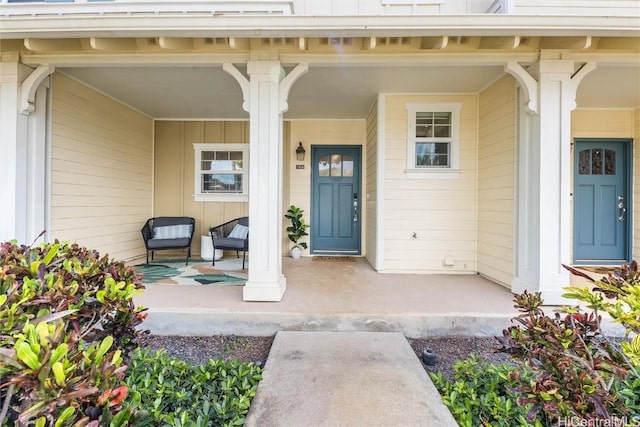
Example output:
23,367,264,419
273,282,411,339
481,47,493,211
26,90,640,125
193,143,249,202
405,102,462,180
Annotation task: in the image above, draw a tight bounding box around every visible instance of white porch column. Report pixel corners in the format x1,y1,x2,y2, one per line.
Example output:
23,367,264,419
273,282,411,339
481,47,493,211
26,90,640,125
224,60,308,301
0,55,52,244
244,61,286,301
511,55,595,305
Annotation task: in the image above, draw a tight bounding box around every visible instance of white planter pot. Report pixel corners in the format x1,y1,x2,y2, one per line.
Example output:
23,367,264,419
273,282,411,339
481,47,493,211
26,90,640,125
201,235,223,261
290,247,302,260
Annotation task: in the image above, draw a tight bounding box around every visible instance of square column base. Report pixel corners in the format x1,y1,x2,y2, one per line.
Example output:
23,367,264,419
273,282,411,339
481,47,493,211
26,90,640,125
512,277,571,306
243,275,287,302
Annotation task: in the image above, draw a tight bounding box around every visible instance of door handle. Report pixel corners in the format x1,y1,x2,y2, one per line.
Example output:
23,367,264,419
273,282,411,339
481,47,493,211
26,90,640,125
618,195,626,222
353,193,358,223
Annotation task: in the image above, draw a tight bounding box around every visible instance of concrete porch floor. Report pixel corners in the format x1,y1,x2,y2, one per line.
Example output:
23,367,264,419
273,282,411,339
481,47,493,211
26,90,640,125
135,256,521,337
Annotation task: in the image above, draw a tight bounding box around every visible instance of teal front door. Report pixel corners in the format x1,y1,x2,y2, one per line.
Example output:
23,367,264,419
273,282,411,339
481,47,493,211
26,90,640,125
574,139,631,264
311,146,361,254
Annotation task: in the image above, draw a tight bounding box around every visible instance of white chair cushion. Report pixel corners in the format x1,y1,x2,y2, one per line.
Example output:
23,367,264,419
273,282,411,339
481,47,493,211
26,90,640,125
153,224,192,239
227,224,249,240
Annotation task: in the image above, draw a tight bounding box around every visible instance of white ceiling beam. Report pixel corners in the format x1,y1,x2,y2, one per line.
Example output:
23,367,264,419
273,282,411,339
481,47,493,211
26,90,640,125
20,52,251,67
158,37,195,50
89,37,139,51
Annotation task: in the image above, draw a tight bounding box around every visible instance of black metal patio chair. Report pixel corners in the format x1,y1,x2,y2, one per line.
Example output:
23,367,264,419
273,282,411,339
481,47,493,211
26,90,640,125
209,216,249,269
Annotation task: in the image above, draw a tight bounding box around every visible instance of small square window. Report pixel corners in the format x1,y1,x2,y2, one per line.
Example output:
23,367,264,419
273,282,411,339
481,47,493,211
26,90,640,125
405,103,461,179
193,143,248,202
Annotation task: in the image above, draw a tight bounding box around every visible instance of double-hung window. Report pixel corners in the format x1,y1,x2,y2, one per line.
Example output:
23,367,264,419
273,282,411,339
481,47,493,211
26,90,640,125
193,143,248,202
405,103,461,179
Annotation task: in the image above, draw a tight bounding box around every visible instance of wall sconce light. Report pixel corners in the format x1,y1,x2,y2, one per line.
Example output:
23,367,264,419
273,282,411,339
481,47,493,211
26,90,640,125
296,142,306,161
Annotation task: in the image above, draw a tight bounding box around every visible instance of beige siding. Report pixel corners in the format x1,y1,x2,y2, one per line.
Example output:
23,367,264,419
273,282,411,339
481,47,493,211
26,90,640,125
282,122,292,253
383,95,477,273
154,121,249,256
477,75,516,287
572,110,635,139
571,108,635,263
513,0,640,16
365,101,378,268
51,73,153,261
287,120,367,256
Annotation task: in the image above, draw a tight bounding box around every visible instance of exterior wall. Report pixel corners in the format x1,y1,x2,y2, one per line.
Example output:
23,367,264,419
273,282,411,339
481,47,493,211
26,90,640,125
292,0,496,15
365,100,378,268
512,0,640,16
287,120,367,257
154,121,249,257
50,72,153,261
570,108,636,262
477,75,516,287
282,121,292,255
383,94,477,273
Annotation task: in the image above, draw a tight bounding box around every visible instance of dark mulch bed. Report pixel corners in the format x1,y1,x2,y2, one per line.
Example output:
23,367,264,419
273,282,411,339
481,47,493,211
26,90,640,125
138,334,511,381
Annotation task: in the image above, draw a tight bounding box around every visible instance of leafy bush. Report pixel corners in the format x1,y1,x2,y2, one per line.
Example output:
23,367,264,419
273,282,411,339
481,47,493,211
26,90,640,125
0,240,147,426
563,262,640,374
430,355,542,427
124,348,263,427
496,291,629,421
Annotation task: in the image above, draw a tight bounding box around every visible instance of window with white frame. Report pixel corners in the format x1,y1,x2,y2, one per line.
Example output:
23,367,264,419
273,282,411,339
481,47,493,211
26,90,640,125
193,143,248,202
405,103,461,179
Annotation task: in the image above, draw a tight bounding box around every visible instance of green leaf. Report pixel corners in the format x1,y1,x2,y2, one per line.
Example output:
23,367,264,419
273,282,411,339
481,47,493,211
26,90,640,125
52,361,66,386
43,243,60,265
54,406,75,427
96,289,107,304
16,341,42,370
50,343,68,365
96,335,114,360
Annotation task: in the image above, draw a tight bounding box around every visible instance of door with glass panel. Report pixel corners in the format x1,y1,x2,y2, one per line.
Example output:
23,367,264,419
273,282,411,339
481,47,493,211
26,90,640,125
573,139,630,264
311,146,361,254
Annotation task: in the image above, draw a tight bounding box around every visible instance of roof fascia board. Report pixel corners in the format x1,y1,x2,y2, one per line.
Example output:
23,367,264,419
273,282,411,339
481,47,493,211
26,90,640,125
21,51,640,68
1,15,639,39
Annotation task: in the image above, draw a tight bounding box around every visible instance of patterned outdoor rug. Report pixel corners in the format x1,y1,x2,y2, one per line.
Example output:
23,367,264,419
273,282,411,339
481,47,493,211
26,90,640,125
134,258,246,286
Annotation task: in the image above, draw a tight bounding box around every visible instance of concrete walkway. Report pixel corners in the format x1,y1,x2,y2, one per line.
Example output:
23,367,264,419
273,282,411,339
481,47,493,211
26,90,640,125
245,331,457,427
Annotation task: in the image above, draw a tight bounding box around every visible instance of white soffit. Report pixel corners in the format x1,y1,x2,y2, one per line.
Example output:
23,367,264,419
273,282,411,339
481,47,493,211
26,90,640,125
60,65,505,119
60,63,640,119
576,66,640,109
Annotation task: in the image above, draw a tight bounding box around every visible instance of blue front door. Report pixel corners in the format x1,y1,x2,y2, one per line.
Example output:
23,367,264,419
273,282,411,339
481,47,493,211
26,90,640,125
574,139,631,264
311,146,361,254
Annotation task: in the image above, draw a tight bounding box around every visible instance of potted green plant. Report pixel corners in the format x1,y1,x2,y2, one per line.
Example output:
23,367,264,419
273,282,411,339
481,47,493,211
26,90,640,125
285,205,309,259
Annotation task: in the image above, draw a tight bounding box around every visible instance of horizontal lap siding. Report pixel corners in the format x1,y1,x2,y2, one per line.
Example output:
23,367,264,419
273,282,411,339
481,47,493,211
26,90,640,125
365,101,378,268
477,76,516,287
154,121,249,257
51,73,153,262
383,95,477,273
514,0,639,15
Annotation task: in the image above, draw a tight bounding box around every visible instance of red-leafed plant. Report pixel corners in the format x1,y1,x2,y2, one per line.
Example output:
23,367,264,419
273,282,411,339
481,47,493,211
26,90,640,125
496,290,629,422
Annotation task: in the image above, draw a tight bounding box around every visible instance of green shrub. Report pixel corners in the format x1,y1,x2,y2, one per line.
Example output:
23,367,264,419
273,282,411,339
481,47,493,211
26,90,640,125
430,355,542,427
124,348,263,427
0,240,147,426
563,262,640,375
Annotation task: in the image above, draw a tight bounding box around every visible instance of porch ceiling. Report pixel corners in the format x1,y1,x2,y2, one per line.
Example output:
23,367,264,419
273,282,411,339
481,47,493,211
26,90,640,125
60,63,640,119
